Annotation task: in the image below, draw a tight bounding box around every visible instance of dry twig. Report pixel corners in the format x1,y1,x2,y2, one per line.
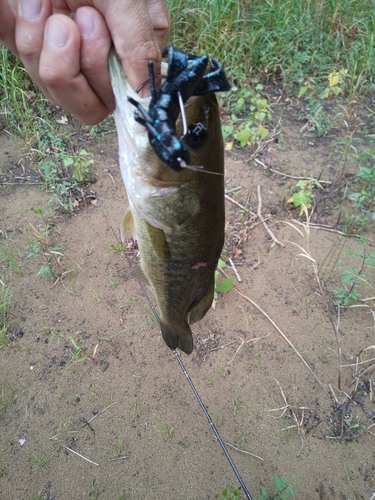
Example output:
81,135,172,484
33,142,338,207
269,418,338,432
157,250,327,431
81,402,117,427
63,445,99,466
225,193,256,216
228,257,242,282
218,266,330,398
253,157,332,185
257,185,284,248
213,436,263,461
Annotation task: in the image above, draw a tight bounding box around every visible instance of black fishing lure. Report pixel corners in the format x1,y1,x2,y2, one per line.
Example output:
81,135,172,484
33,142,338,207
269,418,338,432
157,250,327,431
127,46,230,171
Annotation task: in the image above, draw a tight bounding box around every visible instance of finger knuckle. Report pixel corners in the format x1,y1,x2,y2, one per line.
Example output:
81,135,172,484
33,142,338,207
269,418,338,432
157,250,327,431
17,34,41,60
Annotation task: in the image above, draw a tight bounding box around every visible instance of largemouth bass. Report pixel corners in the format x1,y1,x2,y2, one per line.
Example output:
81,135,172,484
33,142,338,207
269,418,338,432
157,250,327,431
109,47,229,355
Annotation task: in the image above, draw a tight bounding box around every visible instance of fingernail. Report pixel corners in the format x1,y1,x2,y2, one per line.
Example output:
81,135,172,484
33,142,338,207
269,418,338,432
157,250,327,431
46,18,69,47
19,0,42,19
76,8,96,38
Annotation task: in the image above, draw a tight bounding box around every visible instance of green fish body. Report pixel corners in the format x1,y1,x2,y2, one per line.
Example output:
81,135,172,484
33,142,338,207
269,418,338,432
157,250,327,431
109,50,225,355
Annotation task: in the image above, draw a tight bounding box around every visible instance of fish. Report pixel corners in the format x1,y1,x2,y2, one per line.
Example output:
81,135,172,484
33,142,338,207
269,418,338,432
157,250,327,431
109,47,229,355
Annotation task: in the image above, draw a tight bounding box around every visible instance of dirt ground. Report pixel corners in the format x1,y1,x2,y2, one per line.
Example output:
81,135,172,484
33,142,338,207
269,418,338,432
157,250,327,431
0,100,375,500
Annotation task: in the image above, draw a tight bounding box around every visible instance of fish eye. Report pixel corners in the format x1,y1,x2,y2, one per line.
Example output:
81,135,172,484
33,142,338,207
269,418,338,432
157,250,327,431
185,122,207,149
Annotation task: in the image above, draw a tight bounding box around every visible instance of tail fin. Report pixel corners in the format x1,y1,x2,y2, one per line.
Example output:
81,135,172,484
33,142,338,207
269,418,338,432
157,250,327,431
160,321,193,355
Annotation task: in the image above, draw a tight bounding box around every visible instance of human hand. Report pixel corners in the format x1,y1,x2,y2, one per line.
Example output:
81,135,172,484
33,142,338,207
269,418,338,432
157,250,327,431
1,0,170,124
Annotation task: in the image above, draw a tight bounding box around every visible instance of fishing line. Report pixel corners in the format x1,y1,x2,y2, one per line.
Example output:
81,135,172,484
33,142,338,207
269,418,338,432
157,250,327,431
97,199,253,500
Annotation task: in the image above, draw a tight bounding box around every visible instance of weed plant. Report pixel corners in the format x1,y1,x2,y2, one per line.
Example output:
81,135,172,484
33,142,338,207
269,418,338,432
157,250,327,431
219,475,296,499
0,281,11,349
0,47,95,212
0,49,51,144
348,144,375,230
332,248,375,307
168,0,375,95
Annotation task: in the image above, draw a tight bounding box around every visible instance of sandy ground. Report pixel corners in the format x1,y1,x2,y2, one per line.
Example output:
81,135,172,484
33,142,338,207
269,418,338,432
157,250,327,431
0,102,375,500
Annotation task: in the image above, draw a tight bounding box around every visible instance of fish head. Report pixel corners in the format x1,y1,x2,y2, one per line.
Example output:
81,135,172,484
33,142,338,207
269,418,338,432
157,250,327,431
109,49,224,232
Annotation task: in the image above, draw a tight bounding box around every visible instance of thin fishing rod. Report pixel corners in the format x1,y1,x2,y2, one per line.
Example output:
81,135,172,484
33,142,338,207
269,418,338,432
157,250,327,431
173,351,253,500
97,199,253,499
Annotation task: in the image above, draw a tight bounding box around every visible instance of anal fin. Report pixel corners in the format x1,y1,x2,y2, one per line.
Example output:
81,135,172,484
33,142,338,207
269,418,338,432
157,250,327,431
189,277,215,324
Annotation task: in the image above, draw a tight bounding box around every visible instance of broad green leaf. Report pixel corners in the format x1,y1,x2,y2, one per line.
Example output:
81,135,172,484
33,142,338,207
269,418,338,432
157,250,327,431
258,125,269,139
234,128,251,145
298,86,309,98
255,111,266,121
63,157,74,167
216,277,234,294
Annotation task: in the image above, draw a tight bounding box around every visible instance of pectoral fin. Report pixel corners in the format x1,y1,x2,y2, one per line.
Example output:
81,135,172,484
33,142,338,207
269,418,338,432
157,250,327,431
145,222,171,260
120,207,135,242
160,320,193,355
189,277,215,324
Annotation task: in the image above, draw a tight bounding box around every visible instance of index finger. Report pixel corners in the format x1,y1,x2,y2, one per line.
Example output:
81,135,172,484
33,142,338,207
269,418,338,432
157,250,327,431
68,0,170,90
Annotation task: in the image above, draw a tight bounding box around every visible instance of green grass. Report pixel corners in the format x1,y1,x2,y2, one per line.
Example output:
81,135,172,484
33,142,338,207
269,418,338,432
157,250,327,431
0,280,11,349
0,47,96,212
219,475,297,499
168,0,375,95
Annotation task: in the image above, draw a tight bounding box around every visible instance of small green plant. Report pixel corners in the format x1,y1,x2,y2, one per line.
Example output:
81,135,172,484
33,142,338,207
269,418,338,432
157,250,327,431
344,414,360,430
130,397,139,420
218,367,229,378
40,146,94,212
64,149,93,186
114,494,127,500
222,85,272,150
321,69,349,99
108,428,127,459
109,271,119,289
88,383,97,394
0,281,11,349
332,249,375,307
90,482,100,500
235,430,249,446
26,449,49,470
213,259,234,308
230,396,247,417
259,475,297,499
50,419,77,440
347,150,375,230
26,209,63,278
156,415,173,440
70,337,89,362
219,486,241,499
287,179,322,215
0,245,21,275
30,489,47,500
